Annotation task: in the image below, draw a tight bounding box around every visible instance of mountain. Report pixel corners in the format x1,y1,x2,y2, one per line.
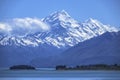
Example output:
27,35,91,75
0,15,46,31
0,10,119,67
0,10,118,48
55,31,120,66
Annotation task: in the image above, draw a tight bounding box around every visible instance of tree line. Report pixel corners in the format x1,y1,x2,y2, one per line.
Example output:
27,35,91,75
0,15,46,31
56,64,120,70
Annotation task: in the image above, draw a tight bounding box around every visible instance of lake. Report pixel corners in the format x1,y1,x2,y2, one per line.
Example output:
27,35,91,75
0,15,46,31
0,69,120,80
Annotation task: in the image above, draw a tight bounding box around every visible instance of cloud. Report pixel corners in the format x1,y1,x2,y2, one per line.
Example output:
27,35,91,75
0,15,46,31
13,18,50,30
0,18,50,36
0,23,12,34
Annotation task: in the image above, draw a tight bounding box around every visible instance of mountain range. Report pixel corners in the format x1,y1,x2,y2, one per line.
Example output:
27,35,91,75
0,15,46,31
0,10,119,67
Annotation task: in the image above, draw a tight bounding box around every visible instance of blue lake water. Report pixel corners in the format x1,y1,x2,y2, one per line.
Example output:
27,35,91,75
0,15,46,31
0,69,120,80
1,77,120,80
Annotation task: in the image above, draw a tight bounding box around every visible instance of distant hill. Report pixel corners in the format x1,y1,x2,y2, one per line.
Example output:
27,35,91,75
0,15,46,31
55,31,120,66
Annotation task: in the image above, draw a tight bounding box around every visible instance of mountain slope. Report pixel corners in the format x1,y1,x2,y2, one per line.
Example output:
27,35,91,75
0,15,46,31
56,31,120,66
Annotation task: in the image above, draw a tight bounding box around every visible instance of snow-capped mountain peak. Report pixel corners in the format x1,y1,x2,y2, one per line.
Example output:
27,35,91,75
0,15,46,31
83,18,119,35
43,10,80,29
56,10,70,17
0,11,119,48
86,18,98,23
48,10,71,20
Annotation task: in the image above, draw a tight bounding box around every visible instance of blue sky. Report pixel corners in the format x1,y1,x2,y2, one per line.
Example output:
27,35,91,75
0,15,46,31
0,0,120,27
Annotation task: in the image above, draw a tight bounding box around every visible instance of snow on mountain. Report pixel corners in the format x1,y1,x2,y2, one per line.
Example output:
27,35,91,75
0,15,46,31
0,10,119,48
82,18,118,35
42,10,119,48
43,10,80,28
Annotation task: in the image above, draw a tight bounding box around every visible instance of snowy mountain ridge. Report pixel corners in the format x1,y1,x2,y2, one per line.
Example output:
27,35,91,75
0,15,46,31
0,10,119,48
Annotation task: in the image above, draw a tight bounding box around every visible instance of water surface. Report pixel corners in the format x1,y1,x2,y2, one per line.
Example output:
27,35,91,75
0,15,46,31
0,69,120,80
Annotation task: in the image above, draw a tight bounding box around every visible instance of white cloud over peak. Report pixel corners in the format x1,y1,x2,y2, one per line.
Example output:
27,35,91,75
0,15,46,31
13,18,50,30
0,18,50,36
0,23,12,34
